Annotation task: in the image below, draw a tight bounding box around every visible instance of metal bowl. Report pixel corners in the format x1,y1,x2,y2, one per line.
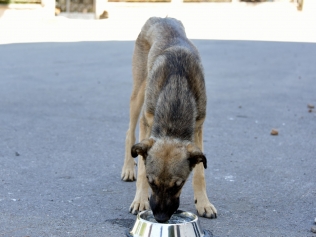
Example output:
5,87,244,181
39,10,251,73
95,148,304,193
126,210,211,237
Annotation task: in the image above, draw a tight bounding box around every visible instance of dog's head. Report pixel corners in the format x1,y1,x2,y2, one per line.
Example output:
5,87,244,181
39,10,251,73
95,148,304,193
131,138,206,223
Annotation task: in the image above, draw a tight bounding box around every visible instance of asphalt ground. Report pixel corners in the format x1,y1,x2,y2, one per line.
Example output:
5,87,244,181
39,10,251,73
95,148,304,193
0,2,316,237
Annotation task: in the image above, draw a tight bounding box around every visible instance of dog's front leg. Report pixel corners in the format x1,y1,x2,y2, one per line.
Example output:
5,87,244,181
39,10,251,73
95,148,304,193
193,163,217,218
129,154,150,214
129,115,151,214
193,124,217,218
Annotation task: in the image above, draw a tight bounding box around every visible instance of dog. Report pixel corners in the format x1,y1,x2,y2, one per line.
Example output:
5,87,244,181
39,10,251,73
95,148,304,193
121,17,217,223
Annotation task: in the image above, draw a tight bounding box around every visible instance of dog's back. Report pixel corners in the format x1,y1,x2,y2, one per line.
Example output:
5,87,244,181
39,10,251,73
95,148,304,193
137,17,200,73
136,17,207,142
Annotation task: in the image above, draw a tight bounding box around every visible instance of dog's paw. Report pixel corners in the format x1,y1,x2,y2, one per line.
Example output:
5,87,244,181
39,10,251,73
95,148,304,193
121,162,136,181
121,169,136,181
195,198,217,219
129,197,150,215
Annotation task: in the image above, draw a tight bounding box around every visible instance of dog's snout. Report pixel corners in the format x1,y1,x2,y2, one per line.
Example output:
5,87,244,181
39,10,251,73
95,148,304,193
154,213,170,223
150,194,180,223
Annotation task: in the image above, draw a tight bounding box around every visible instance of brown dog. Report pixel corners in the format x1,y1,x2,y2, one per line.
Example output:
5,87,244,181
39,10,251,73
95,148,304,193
121,17,217,223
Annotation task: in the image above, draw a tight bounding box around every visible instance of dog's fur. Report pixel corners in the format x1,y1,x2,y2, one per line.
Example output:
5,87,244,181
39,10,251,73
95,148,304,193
121,17,217,223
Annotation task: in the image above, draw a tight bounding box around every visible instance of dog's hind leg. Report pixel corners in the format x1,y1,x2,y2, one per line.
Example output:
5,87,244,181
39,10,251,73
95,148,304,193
122,34,149,181
121,82,145,181
193,121,217,218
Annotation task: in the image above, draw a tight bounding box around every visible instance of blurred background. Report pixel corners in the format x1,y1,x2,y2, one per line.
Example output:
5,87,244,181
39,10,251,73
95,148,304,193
0,0,315,44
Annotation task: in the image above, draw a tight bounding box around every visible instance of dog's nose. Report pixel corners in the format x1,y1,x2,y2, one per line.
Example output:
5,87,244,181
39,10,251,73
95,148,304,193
154,213,170,223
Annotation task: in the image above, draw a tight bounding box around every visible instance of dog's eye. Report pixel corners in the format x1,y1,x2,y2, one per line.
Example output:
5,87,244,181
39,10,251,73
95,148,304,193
176,180,184,187
146,175,154,184
146,176,157,187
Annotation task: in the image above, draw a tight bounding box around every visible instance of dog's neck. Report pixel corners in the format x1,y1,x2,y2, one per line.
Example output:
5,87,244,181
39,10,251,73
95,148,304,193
150,75,197,142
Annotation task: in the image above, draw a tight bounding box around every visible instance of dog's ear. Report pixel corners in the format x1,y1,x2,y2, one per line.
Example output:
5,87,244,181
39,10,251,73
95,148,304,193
131,138,155,158
187,143,207,169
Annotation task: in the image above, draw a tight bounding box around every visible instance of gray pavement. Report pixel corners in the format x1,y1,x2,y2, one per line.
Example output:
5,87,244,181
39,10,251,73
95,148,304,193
1,11,316,237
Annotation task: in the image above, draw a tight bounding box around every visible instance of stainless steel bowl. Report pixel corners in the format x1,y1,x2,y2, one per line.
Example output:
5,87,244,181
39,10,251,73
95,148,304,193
127,210,211,237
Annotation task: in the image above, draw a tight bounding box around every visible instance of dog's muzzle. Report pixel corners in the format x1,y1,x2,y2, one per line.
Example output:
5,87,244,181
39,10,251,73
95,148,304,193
149,195,180,223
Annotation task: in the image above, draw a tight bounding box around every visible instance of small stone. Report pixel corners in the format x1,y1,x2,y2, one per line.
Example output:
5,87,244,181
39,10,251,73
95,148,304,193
314,217,316,224
311,225,316,233
309,109,313,113
270,129,278,136
99,10,109,19
15,152,20,156
307,104,315,109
